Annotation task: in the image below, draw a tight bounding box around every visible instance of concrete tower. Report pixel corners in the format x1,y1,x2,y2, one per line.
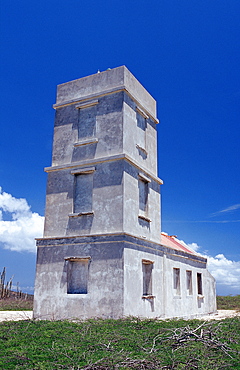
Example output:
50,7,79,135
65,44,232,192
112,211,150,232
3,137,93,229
34,67,216,320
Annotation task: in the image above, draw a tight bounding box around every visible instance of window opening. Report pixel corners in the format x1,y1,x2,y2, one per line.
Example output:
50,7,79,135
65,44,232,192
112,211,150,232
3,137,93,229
136,107,148,156
139,179,148,213
77,103,97,140
142,260,154,296
173,268,180,295
74,173,93,213
65,257,90,294
186,270,193,295
138,173,151,222
70,167,95,217
197,273,203,295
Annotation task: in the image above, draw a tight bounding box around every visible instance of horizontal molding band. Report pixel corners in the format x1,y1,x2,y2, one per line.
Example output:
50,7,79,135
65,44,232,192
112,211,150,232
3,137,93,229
52,87,159,124
45,153,163,185
35,232,207,263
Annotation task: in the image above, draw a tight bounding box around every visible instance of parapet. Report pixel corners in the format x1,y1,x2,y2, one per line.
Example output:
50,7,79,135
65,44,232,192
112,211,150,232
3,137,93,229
54,66,157,121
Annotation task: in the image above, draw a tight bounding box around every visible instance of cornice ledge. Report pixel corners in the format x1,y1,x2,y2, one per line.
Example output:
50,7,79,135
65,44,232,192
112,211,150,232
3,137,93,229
53,85,125,109
44,153,163,185
52,86,159,124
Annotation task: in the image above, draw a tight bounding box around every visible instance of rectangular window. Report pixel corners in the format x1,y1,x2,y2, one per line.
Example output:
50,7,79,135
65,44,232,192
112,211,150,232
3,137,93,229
142,260,154,296
138,173,151,222
136,111,146,150
77,105,97,140
65,257,90,294
186,270,193,295
197,273,203,295
74,173,93,213
136,107,148,156
138,173,151,223
70,167,95,216
139,179,148,213
173,268,180,295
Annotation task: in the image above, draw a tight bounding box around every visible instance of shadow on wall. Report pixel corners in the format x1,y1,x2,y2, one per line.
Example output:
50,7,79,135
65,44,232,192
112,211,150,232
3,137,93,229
67,214,94,236
138,217,150,230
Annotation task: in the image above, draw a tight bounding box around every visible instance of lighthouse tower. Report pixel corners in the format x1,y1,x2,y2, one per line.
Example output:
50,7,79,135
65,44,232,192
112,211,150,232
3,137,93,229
34,66,216,320
34,66,162,319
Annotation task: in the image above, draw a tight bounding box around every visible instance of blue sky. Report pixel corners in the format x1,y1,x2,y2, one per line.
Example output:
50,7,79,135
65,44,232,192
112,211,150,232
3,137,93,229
0,0,239,295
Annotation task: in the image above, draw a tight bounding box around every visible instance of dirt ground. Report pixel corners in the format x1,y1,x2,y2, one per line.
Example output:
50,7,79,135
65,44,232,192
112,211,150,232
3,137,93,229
199,309,240,321
0,310,239,322
0,311,33,322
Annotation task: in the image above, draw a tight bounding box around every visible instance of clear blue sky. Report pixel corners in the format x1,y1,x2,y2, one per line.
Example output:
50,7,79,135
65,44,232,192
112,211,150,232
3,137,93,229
0,0,239,295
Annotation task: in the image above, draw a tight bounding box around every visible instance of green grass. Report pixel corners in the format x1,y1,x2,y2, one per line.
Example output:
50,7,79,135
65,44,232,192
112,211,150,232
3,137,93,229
0,317,239,369
217,295,240,310
0,295,239,368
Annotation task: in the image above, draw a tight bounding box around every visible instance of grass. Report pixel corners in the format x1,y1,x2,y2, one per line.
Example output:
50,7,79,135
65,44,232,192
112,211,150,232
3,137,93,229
217,295,240,311
0,297,33,311
0,317,239,369
0,295,239,368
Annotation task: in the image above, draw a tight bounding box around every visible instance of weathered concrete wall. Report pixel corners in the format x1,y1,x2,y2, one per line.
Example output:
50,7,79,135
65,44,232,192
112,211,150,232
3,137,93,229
162,253,216,319
123,248,164,318
123,94,158,176
44,158,161,242
55,66,157,120
123,163,161,243
44,79,162,241
44,160,123,237
123,240,216,319
34,234,216,320
51,92,124,167
34,235,125,320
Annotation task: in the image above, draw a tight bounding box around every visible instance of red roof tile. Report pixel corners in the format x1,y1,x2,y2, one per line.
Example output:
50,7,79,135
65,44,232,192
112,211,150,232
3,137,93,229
161,233,197,255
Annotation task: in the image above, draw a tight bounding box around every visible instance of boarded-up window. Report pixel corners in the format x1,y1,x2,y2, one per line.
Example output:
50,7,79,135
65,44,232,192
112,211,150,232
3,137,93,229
186,270,193,295
197,273,203,295
138,173,151,223
76,101,98,140
74,173,93,213
142,260,154,296
65,257,90,294
71,167,95,215
173,268,180,295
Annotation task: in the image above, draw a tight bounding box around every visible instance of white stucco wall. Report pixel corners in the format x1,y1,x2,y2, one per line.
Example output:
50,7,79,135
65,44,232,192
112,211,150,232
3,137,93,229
123,248,216,319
